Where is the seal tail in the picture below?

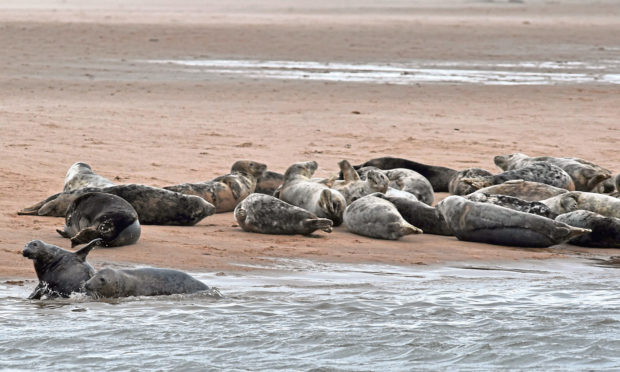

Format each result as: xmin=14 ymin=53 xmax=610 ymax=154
xmin=17 ymin=193 xmax=61 ymax=215
xmin=56 ymin=229 xmax=71 ymax=238
xmin=303 ymin=218 xmax=333 ymax=233
xmin=565 ymin=226 xmax=591 ymax=241
xmin=393 ymin=222 xmax=423 ymax=237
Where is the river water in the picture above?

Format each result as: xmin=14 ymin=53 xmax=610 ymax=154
xmin=2 ymin=257 xmax=619 ymax=370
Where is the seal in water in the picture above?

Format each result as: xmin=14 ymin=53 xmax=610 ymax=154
xmin=234 ymin=193 xmax=333 ymax=235
xmin=85 ymin=267 xmax=209 ymax=298
xmin=541 ymin=191 xmax=620 ymax=219
xmin=472 ymin=180 xmax=568 ymax=201
xmin=555 ymin=210 xmax=620 ymax=248
xmin=20 ymin=184 xmax=214 ymax=226
xmin=255 ymin=170 xmax=284 ymax=196
xmin=436 ymin=195 xmax=589 ymax=247
xmin=63 ymin=162 xmax=116 ymax=192
xmin=351 ymin=156 xmax=457 ymax=192
xmin=465 ymin=192 xmax=558 ymax=219
xmin=22 ymin=238 xmax=102 ymax=299
xmin=493 ymin=153 xmax=612 ymax=192
xmin=164 ymin=160 xmax=267 ymax=213
xmin=56 ymin=192 xmax=141 ymax=247
xmin=279 ymin=161 xmax=346 ymax=226
xmin=373 ymin=193 xmax=452 ymax=236
xmin=461 ymin=162 xmax=575 ymax=191
xmin=332 ymin=160 xmax=389 ymax=205
xmin=448 ymin=168 xmax=494 ymax=195
xmin=343 ymin=194 xmax=423 ymax=240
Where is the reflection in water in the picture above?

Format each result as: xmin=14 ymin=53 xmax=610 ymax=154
xmin=1 ymin=258 xmax=619 ymax=370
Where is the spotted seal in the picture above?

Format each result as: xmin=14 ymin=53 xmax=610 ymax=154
xmin=279 ymin=161 xmax=346 ymax=226
xmin=437 ymin=195 xmax=589 ymax=247
xmin=56 ymin=192 xmax=141 ymax=247
xmin=471 ymin=180 xmax=568 ymax=201
xmin=494 ymin=153 xmax=612 ymax=192
xmin=541 ymin=191 xmax=620 ymax=219
xmin=63 ymin=162 xmax=116 ymax=192
xmin=22 ymin=238 xmax=102 ymax=299
xmin=465 ymin=192 xmax=558 ymax=219
xmin=331 ymin=160 xmax=389 ymax=204
xmin=165 ymin=160 xmax=266 ymax=213
xmin=461 ymin=162 xmax=575 ymax=191
xmin=234 ymin=193 xmax=333 ymax=235
xmin=555 ymin=210 xmax=620 ymax=248
xmin=343 ymin=194 xmax=423 ymax=240
xmin=448 ymin=168 xmax=494 ymax=195
xmin=373 ymin=193 xmax=452 ymax=236
xmin=85 ymin=267 xmax=210 ymax=298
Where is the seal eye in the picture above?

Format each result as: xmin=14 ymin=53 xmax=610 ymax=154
xmin=99 ymin=277 xmax=106 ymax=283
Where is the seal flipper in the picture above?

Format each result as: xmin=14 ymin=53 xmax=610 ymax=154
xmin=56 ymin=228 xmax=71 ymax=238
xmin=302 ymin=218 xmax=333 ymax=234
xmin=74 ymin=238 xmax=103 ymax=261
xmin=18 ymin=193 xmax=61 ymax=215
xmin=28 ymin=283 xmax=45 ymax=300
xmin=339 ymin=160 xmax=360 ymax=182
xmin=70 ymin=228 xmax=101 ymax=247
xmin=586 ymin=172 xmax=611 ymax=192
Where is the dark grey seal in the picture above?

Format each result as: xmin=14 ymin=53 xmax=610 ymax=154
xmin=343 ymin=194 xmax=422 ymax=240
xmin=373 ymin=193 xmax=452 ymax=236
xmin=255 ymin=170 xmax=285 ymax=196
xmin=19 ymin=184 xmax=214 ymax=226
xmin=437 ymin=196 xmax=589 ymax=247
xmin=448 ymin=168 xmax=494 ymax=195
xmin=461 ymin=162 xmax=575 ymax=191
xmin=57 ymin=192 xmax=141 ymax=247
xmin=85 ymin=267 xmax=209 ymax=298
xmin=555 ymin=210 xmax=620 ymax=248
xmin=465 ymin=192 xmax=558 ymax=219
xmin=22 ymin=238 xmax=102 ymax=299
xmin=234 ymin=193 xmax=333 ymax=235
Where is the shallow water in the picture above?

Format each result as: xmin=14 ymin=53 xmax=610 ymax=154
xmin=146 ymin=59 xmax=620 ymax=85
xmin=2 ymin=258 xmax=619 ymax=370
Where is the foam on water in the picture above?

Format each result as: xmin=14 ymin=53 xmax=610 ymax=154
xmin=1 ymin=257 xmax=619 ymax=370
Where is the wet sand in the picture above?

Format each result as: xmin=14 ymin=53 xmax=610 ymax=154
xmin=1 ymin=0 xmax=620 ymax=279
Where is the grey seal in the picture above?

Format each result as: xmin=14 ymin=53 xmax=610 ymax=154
xmin=279 ymin=161 xmax=346 ymax=226
xmin=165 ymin=160 xmax=267 ymax=213
xmin=437 ymin=195 xmax=589 ymax=247
xmin=555 ymin=210 xmax=620 ymax=248
xmin=374 ymin=193 xmax=452 ymax=236
xmin=255 ymin=170 xmax=284 ymax=195
xmin=85 ymin=267 xmax=209 ymax=298
xmin=356 ymin=166 xmax=433 ymax=205
xmin=20 ymin=184 xmax=214 ymax=226
xmin=465 ymin=192 xmax=558 ymax=219
xmin=343 ymin=194 xmax=423 ymax=240
xmin=472 ymin=180 xmax=568 ymax=201
xmin=494 ymin=153 xmax=612 ymax=192
xmin=448 ymin=168 xmax=494 ymax=195
xmin=541 ymin=191 xmax=620 ymax=219
xmin=63 ymin=162 xmax=116 ymax=192
xmin=56 ymin=192 xmax=141 ymax=247
xmin=22 ymin=238 xmax=102 ymax=299
xmin=610 ymin=174 xmax=620 ymax=198
xmin=234 ymin=193 xmax=333 ymax=235
xmin=461 ymin=162 xmax=575 ymax=191
xmin=332 ymin=160 xmax=389 ymax=204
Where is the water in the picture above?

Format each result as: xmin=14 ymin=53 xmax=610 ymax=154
xmin=145 ymin=59 xmax=620 ymax=85
xmin=2 ymin=257 xmax=619 ymax=370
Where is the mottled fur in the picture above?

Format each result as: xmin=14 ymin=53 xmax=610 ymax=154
xmin=465 ymin=192 xmax=557 ymax=219
xmin=461 ymin=162 xmax=575 ymax=191
xmin=449 ymin=168 xmax=493 ymax=195
xmin=555 ymin=210 xmax=620 ymax=248
xmin=541 ymin=191 xmax=620 ymax=219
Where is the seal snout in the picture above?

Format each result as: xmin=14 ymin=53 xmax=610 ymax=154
xmin=22 ymin=240 xmax=42 ymax=258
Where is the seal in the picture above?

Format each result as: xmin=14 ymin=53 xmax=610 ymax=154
xmin=165 ymin=160 xmax=267 ymax=213
xmin=356 ymin=166 xmax=429 ymax=203
xmin=63 ymin=162 xmax=115 ymax=192
xmin=541 ymin=191 xmax=620 ymax=219
xmin=85 ymin=267 xmax=209 ymax=298
xmin=56 ymin=192 xmax=141 ymax=247
xmin=21 ymin=184 xmax=215 ymax=226
xmin=555 ymin=210 xmax=620 ymax=248
xmin=494 ymin=153 xmax=612 ymax=192
xmin=465 ymin=192 xmax=558 ymax=219
xmin=471 ymin=180 xmax=568 ymax=201
xmin=279 ymin=161 xmax=346 ymax=226
xmin=343 ymin=194 xmax=423 ymax=240
xmin=373 ymin=193 xmax=452 ymax=236
xmin=351 ymin=156 xmax=457 ymax=192
xmin=22 ymin=238 xmax=102 ymax=299
xmin=436 ymin=195 xmax=590 ymax=247
xmin=461 ymin=162 xmax=575 ymax=191
xmin=610 ymin=174 xmax=620 ymax=198
xmin=255 ymin=170 xmax=284 ymax=196
xmin=234 ymin=193 xmax=333 ymax=235
xmin=332 ymin=160 xmax=389 ymax=204
xmin=448 ymin=168 xmax=494 ymax=195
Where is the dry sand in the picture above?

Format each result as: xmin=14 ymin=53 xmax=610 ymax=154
xmin=1 ymin=0 xmax=619 ymax=279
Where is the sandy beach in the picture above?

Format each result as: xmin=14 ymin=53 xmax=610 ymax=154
xmin=1 ymin=0 xmax=619 ymax=279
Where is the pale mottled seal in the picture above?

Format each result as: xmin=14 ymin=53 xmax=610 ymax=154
xmin=22 ymin=238 xmax=102 ymax=299
xmin=461 ymin=162 xmax=575 ymax=191
xmin=356 ymin=166 xmax=425 ymax=203
xmin=352 ymin=156 xmax=457 ymax=192
xmin=448 ymin=168 xmax=493 ymax=195
xmin=374 ymin=193 xmax=452 ymax=236
xmin=343 ymin=194 xmax=423 ymax=240
xmin=165 ymin=160 xmax=267 ymax=213
xmin=472 ymin=180 xmax=568 ymax=201
xmin=20 ymin=184 xmax=214 ymax=225
xmin=465 ymin=192 xmax=558 ymax=219
xmin=85 ymin=267 xmax=209 ymax=298
xmin=383 ymin=168 xmax=434 ymax=205
xmin=494 ymin=153 xmax=611 ymax=192
xmin=255 ymin=170 xmax=284 ymax=195
xmin=541 ymin=191 xmax=620 ymax=219
xmin=279 ymin=161 xmax=346 ymax=226
xmin=437 ymin=196 xmax=589 ymax=247
xmin=234 ymin=193 xmax=333 ymax=235
xmin=332 ymin=160 xmax=389 ymax=204
xmin=63 ymin=162 xmax=115 ymax=192
xmin=56 ymin=192 xmax=141 ymax=247
xmin=555 ymin=210 xmax=620 ymax=248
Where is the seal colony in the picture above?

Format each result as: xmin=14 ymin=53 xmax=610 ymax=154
xmin=17 ymin=153 xmax=619 ymax=300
